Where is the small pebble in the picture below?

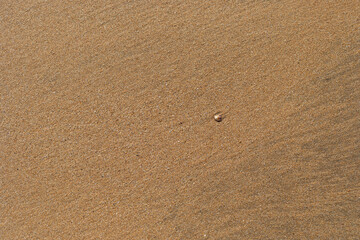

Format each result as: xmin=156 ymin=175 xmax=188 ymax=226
xmin=214 ymin=113 xmax=223 ymax=122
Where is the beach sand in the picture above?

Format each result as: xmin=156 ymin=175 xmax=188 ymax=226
xmin=1 ymin=1 xmax=360 ymax=239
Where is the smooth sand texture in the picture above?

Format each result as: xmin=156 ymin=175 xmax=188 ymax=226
xmin=1 ymin=1 xmax=360 ymax=239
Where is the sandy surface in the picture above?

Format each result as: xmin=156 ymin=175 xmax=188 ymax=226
xmin=1 ymin=1 xmax=360 ymax=239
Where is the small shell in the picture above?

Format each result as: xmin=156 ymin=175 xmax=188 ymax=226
xmin=214 ymin=113 xmax=223 ymax=122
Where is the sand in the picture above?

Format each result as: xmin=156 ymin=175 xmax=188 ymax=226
xmin=1 ymin=0 xmax=360 ymax=239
